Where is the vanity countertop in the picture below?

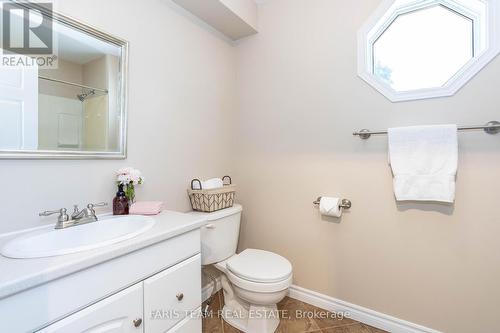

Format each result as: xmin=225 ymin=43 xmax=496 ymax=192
xmin=0 ymin=210 xmax=207 ymax=299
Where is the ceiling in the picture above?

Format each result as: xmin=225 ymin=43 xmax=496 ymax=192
xmin=53 ymin=21 xmax=121 ymax=65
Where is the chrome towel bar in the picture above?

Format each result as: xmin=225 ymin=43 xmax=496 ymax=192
xmin=313 ymin=197 xmax=352 ymax=209
xmin=353 ymin=120 xmax=500 ymax=140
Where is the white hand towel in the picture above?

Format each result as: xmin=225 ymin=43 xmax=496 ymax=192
xmin=193 ymin=178 xmax=224 ymax=190
xmin=319 ymin=197 xmax=342 ymax=217
xmin=388 ymin=125 xmax=458 ymax=203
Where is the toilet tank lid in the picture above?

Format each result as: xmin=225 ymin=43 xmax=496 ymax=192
xmin=189 ymin=204 xmax=242 ymax=221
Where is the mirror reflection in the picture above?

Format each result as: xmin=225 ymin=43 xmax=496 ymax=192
xmin=0 ymin=6 xmax=126 ymax=158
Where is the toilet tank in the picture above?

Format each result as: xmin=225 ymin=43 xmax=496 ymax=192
xmin=189 ymin=204 xmax=242 ymax=265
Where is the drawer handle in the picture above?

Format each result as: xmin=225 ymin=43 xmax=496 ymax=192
xmin=205 ymin=224 xmax=216 ymax=229
xmin=133 ymin=318 xmax=142 ymax=327
xmin=176 ymin=293 xmax=184 ymax=301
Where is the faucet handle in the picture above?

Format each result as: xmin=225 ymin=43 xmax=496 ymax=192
xmin=87 ymin=202 xmax=108 ymax=209
xmin=39 ymin=208 xmax=70 ymax=223
xmin=86 ymin=202 xmax=108 ymax=217
xmin=39 ymin=208 xmax=66 ymax=217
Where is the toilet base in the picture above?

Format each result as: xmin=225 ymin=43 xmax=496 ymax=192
xmin=221 ymin=304 xmax=280 ymax=333
xmin=218 ymin=274 xmax=282 ymax=333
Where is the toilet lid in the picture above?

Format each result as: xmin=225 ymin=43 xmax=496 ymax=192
xmin=226 ymin=249 xmax=292 ymax=283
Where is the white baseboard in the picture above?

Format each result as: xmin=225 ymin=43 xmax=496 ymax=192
xmin=288 ymin=285 xmax=442 ymax=333
xmin=202 ymin=278 xmax=441 ymax=333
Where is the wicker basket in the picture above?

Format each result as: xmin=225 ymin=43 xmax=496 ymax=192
xmin=187 ymin=176 xmax=236 ymax=212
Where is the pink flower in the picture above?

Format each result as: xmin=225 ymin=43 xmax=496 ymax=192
xmin=116 ymin=167 xmax=144 ymax=185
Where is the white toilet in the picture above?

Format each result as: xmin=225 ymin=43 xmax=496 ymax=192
xmin=190 ymin=204 xmax=293 ymax=333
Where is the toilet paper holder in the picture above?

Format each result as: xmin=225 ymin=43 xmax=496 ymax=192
xmin=313 ymin=197 xmax=352 ymax=209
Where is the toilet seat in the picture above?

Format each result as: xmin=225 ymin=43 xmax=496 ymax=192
xmin=226 ymin=269 xmax=293 ymax=293
xmin=227 ymin=249 xmax=292 ymax=283
xmin=224 ymin=249 xmax=293 ymax=292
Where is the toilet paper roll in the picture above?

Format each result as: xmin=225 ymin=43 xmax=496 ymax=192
xmin=319 ymin=197 xmax=342 ymax=217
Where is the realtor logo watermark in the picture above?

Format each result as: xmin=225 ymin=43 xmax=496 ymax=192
xmin=1 ymin=1 xmax=58 ymax=68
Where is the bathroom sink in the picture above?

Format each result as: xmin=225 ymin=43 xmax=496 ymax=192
xmin=1 ymin=215 xmax=155 ymax=259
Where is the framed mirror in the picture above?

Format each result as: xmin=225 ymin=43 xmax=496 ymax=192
xmin=0 ymin=2 xmax=128 ymax=159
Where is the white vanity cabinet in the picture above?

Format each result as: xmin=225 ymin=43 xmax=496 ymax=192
xmin=40 ymin=254 xmax=202 ymax=333
xmin=0 ymin=227 xmax=204 ymax=333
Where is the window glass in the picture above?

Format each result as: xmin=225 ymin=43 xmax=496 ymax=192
xmin=373 ymin=5 xmax=473 ymax=91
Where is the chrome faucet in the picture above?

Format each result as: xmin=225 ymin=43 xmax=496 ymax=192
xmin=40 ymin=202 xmax=108 ymax=229
xmin=39 ymin=208 xmax=70 ymax=229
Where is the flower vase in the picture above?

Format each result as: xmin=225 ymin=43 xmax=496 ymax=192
xmin=126 ymin=183 xmax=135 ymax=206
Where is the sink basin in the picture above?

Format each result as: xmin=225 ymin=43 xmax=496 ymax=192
xmin=1 ymin=215 xmax=155 ymax=259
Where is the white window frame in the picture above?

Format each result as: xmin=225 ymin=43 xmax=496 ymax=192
xmin=358 ymin=0 xmax=500 ymax=102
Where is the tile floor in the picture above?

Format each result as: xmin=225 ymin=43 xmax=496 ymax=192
xmin=202 ymin=290 xmax=388 ymax=333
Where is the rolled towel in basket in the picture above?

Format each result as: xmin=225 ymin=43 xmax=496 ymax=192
xmin=203 ymin=178 xmax=224 ymax=189
xmin=129 ymin=201 xmax=164 ymax=215
xmin=192 ymin=178 xmax=224 ymax=190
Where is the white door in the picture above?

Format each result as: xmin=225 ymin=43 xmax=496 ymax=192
xmin=39 ymin=283 xmax=144 ymax=333
xmin=0 ymin=55 xmax=38 ymax=150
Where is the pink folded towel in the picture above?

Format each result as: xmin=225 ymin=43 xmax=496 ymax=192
xmin=129 ymin=201 xmax=163 ymax=215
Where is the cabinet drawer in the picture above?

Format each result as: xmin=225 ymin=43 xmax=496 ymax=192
xmin=39 ymin=283 xmax=143 ymax=333
xmin=168 ymin=310 xmax=201 ymax=333
xmin=144 ymin=254 xmax=201 ymax=333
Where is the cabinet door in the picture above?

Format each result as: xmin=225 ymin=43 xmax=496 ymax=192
xmin=39 ymin=283 xmax=144 ymax=333
xmin=168 ymin=310 xmax=202 ymax=333
xmin=144 ymin=254 xmax=201 ymax=333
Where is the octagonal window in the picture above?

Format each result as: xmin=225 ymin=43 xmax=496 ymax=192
xmin=358 ymin=0 xmax=500 ymax=102
xmin=373 ymin=5 xmax=473 ymax=91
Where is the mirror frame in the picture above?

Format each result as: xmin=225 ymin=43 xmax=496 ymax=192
xmin=0 ymin=1 xmax=128 ymax=159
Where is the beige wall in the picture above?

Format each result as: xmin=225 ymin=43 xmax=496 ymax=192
xmin=82 ymin=56 xmax=108 ymax=90
xmin=105 ymin=55 xmax=121 ymax=151
xmin=39 ymin=59 xmax=83 ymax=98
xmin=0 ymin=0 xmax=235 ymax=232
xmin=233 ymin=1 xmax=500 ymax=332
xmin=82 ymin=56 xmax=109 ymax=150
